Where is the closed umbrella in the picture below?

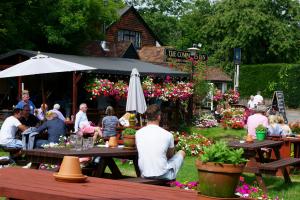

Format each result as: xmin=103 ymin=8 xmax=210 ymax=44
xmin=126 ymin=68 xmax=147 ymax=124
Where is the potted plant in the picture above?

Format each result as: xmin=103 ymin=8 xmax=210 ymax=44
xmin=196 ymin=141 xmax=247 ymax=199
xmin=129 ymin=113 xmax=136 ymax=127
xmin=122 ymin=128 xmax=136 ymax=149
xmin=255 ymin=124 xmax=267 ymax=141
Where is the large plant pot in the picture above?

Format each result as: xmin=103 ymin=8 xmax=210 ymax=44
xmin=123 ymin=135 xmax=136 ymax=149
xmin=256 ymin=131 xmax=266 ymax=141
xmin=196 ymin=160 xmax=244 ymax=198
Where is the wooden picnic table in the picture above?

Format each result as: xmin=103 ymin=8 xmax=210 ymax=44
xmin=228 ymin=140 xmax=291 ymax=192
xmin=23 ymin=147 xmax=140 ymax=179
xmin=0 ymin=168 xmax=198 ymax=200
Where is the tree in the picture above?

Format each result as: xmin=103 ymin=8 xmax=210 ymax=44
xmin=126 ymin=0 xmax=193 ymax=45
xmin=197 ymin=0 xmax=300 ymax=70
xmin=0 ymin=0 xmax=124 ymax=54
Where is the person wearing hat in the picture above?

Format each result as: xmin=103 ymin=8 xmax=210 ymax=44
xmin=102 ymin=106 xmax=119 ymax=138
xmin=246 ymin=105 xmax=269 ymax=139
xmin=35 ymin=111 xmax=66 ymax=148
xmin=51 ymin=103 xmax=65 ymax=122
xmin=16 ymin=90 xmax=36 ymax=114
xmin=0 ymin=108 xmax=28 ymax=148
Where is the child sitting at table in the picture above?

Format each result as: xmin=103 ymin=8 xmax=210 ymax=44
xmin=277 ymin=115 xmax=291 ymax=136
xmin=267 ymin=115 xmax=283 ymax=137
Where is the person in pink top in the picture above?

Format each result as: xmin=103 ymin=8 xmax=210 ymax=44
xmin=246 ymin=105 xmax=269 ymax=139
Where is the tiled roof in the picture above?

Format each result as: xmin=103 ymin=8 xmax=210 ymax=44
xmin=204 ymin=67 xmax=232 ymax=82
xmin=138 ymin=46 xmax=165 ymax=63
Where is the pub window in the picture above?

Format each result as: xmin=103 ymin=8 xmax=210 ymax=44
xmin=117 ymin=30 xmax=141 ymax=49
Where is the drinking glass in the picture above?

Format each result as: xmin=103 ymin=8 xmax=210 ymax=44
xmin=69 ymin=135 xmax=77 ymax=149
xmin=82 ymin=138 xmax=89 ymax=150
xmin=87 ymin=137 xmax=94 ymax=149
xmin=75 ymin=136 xmax=83 ymax=151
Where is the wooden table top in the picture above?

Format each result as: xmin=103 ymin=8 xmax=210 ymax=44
xmin=23 ymin=147 xmax=138 ymax=158
xmin=228 ymin=140 xmax=283 ymax=150
xmin=0 ymin=168 xmax=197 ymax=200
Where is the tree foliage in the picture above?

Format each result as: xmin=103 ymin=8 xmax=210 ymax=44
xmin=0 ymin=0 xmax=123 ymax=54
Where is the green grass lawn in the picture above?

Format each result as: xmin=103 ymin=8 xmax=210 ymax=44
xmin=189 ymin=126 xmax=247 ymax=141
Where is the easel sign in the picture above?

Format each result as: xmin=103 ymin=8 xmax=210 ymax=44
xmin=272 ymin=91 xmax=288 ymax=123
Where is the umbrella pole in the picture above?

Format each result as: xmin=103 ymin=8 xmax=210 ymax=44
xmin=41 ymin=78 xmax=46 ymax=110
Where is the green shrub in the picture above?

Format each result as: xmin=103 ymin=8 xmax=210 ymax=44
xmin=239 ymin=63 xmax=300 ymax=108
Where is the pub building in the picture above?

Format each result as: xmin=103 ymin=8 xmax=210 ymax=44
xmin=0 ymin=6 xmax=231 ymax=128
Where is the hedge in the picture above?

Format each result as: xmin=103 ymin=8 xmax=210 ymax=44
xmin=239 ymin=63 xmax=300 ymax=108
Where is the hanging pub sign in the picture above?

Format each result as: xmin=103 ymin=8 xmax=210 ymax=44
xmin=272 ymin=91 xmax=288 ymax=123
xmin=165 ymin=49 xmax=208 ymax=62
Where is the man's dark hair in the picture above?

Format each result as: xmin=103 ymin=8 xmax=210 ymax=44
xmin=146 ymin=104 xmax=161 ymax=121
xmin=13 ymin=108 xmax=22 ymax=114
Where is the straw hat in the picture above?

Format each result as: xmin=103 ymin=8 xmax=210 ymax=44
xmin=53 ymin=156 xmax=87 ymax=182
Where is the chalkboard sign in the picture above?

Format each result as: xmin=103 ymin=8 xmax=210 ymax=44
xmin=272 ymin=91 xmax=288 ymax=123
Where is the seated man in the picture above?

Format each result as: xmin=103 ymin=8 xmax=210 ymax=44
xmin=35 ymin=111 xmax=66 ymax=148
xmin=136 ymin=104 xmax=185 ymax=180
xmin=20 ymin=104 xmax=40 ymax=127
xmin=0 ymin=108 xmax=28 ymax=148
xmin=74 ymin=103 xmax=101 ymax=141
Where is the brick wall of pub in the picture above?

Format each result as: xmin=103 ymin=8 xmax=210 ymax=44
xmin=106 ymin=10 xmax=156 ymax=47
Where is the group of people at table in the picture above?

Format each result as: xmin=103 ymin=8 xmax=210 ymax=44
xmin=0 ymin=90 xmax=186 ymax=181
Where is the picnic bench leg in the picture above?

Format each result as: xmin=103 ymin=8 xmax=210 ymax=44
xmin=106 ymin=158 xmax=123 ymax=179
xmin=133 ymin=157 xmax=141 ymax=177
xmin=255 ymin=173 xmax=267 ymax=193
xmin=93 ymin=158 xmax=108 ymax=177
xmin=273 ymin=147 xmax=292 ymax=183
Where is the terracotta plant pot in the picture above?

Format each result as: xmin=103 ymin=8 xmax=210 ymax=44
xmin=57 ymin=156 xmax=83 ymax=177
xmin=196 ymin=160 xmax=244 ymax=198
xmin=123 ymin=135 xmax=136 ymax=149
xmin=108 ymin=136 xmax=118 ymax=148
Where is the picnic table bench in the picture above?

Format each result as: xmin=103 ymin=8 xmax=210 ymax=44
xmin=228 ymin=139 xmax=300 ymax=192
xmin=0 ymin=168 xmax=198 ymax=200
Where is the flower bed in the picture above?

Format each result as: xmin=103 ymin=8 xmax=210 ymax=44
xmin=194 ymin=113 xmax=218 ymax=128
xmin=289 ymin=121 xmax=300 ymax=134
xmin=221 ymin=107 xmax=246 ymax=130
xmin=168 ymin=180 xmax=198 ymax=190
xmin=213 ymin=89 xmax=240 ymax=105
xmin=175 ymin=133 xmax=212 ymax=156
xmin=236 ymin=176 xmax=281 ymax=200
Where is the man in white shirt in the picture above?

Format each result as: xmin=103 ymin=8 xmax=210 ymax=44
xmin=254 ymin=91 xmax=264 ymax=105
xmin=136 ymin=104 xmax=185 ymax=180
xmin=74 ymin=103 xmax=89 ymax=133
xmin=0 ymin=108 xmax=28 ymax=148
xmin=247 ymin=95 xmax=257 ymax=109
